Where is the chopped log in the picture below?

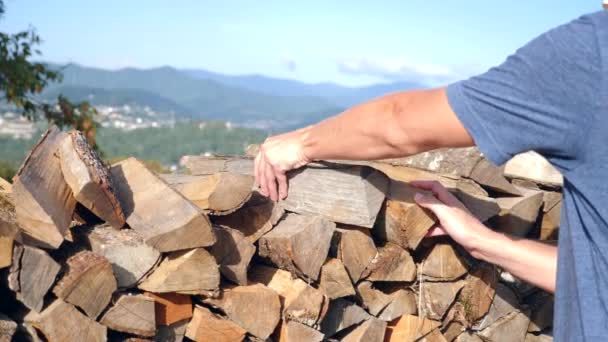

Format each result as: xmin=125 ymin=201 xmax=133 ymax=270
xmin=0 ymin=176 xmax=10 ymax=194
xmin=12 ymin=126 xmax=76 ymax=249
xmin=59 ymin=130 xmax=125 ymax=228
xmin=456 ymin=332 xmax=484 ymax=342
xmin=495 ymin=187 xmax=544 ymax=237
xmin=526 ymin=291 xmax=554 ymax=333
xmin=380 ymin=147 xmax=482 ymax=177
xmin=210 ymin=225 xmax=256 ymax=285
xmin=453 ymin=185 xmax=500 ymax=223
xmin=478 ymin=310 xmax=530 ymax=342
xmin=342 ymin=317 xmax=386 ymax=342
xmin=524 ymin=333 xmax=553 ymax=342
xmin=139 ymin=248 xmax=220 ymax=295
xmin=504 ymin=151 xmax=563 ymax=187
xmin=24 ymin=299 xmax=106 ymax=342
xmin=356 ymin=281 xmax=392 ymax=316
xmin=52 ymin=250 xmax=116 ymax=319
xmin=320 ymin=299 xmax=370 ymax=337
xmin=258 ymin=213 xmax=335 ymax=281
xmin=186 ymin=305 xmax=246 ymax=342
xmin=160 ymin=172 xmax=253 ymax=215
xmin=8 ymin=244 xmax=61 ymax=312
xmin=459 ymin=262 xmax=499 ymax=324
xmin=384 ymin=315 xmax=446 ymax=342
xmin=0 ymin=236 xmax=12 ymax=269
xmin=213 ymin=191 xmax=284 ymax=242
xmin=443 ymin=319 xmax=466 ymax=341
xmin=421 ymin=242 xmax=468 ymax=281
xmin=469 ymin=158 xmax=521 ymax=195
xmin=420 ymin=280 xmax=465 ymax=321
xmin=362 ymin=243 xmax=416 ymax=282
xmin=111 ymin=157 xmax=215 ymax=252
xmin=375 ymin=180 xmax=436 ymax=250
xmin=276 ymin=320 xmax=324 ymax=342
xmin=203 ymin=284 xmax=281 ymax=340
xmin=100 ymin=293 xmax=156 ymax=337
xmin=156 ymin=319 xmax=188 ymax=342
xmin=144 ymin=292 xmax=192 ymax=326
xmin=82 ymin=224 xmax=161 ymax=288
xmin=318 ymin=258 xmax=356 ymax=300
xmin=540 ymin=197 xmax=561 ymax=240
xmin=281 ymin=163 xmax=389 ymax=228
xmin=0 ymin=313 xmax=17 ymax=342
xmin=377 ymin=289 xmax=417 ymax=322
xmin=334 ymin=227 xmax=378 ymax=283
xmin=474 ymin=283 xmax=520 ymax=331
xmin=249 ymin=265 xmax=327 ymax=327
xmin=181 ymin=155 xmax=254 ymax=176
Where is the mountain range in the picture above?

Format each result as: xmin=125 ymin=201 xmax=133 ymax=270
xmin=43 ymin=63 xmax=425 ymax=131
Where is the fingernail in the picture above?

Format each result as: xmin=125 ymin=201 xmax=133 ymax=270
xmin=414 ymin=193 xmax=423 ymax=201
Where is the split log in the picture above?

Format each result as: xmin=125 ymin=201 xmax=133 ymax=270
xmin=459 ymin=262 xmax=499 ymax=324
xmin=210 ymin=225 xmax=256 ymax=285
xmin=385 ymin=315 xmax=446 ymax=342
xmin=362 ymin=243 xmax=416 ymax=282
xmin=380 ymin=147 xmax=482 ymax=177
xmin=319 ymin=299 xmax=370 ymax=337
xmin=318 ymin=258 xmax=356 ymax=300
xmin=377 ymin=289 xmax=417 ymax=322
xmin=375 ymin=180 xmax=436 ymax=250
xmin=420 ymin=280 xmax=465 ymax=320
xmin=540 ymin=194 xmax=561 ymax=240
xmin=0 ymin=176 xmax=10 ymax=195
xmin=82 ymin=224 xmax=161 ymax=288
xmin=525 ymin=333 xmax=553 ymax=342
xmin=474 ymin=283 xmax=520 ymax=331
xmin=478 ymin=310 xmax=530 ymax=342
xmin=421 ymin=242 xmax=468 ymax=281
xmin=100 ymin=293 xmax=156 ymax=337
xmin=111 ymin=157 xmax=215 ymax=252
xmin=203 ymin=284 xmax=281 ymax=340
xmin=160 ymin=172 xmax=253 ymax=215
xmin=442 ymin=302 xmax=468 ymax=340
xmin=356 ymin=281 xmax=392 ymax=316
xmin=181 ymin=155 xmax=254 ymax=176
xmin=334 ymin=227 xmax=378 ymax=283
xmin=341 ymin=317 xmax=386 ymax=342
xmin=59 ymin=129 xmax=125 ymax=228
xmin=495 ymin=187 xmax=544 ymax=237
xmin=276 ymin=320 xmax=324 ymax=342
xmin=504 ymin=151 xmax=563 ymax=187
xmin=144 ymin=292 xmax=192 ymax=326
xmin=526 ymin=291 xmax=554 ymax=333
xmin=0 ymin=236 xmax=12 ymax=269
xmin=139 ymin=248 xmax=220 ymax=295
xmin=456 ymin=332 xmax=484 ymax=342
xmin=12 ymin=126 xmax=76 ymax=249
xmin=186 ymin=305 xmax=246 ymax=342
xmin=0 ymin=314 xmax=16 ymax=342
xmin=156 ymin=319 xmax=188 ymax=342
xmin=469 ymin=158 xmax=521 ymax=195
xmin=281 ymin=163 xmax=389 ymax=228
xmin=213 ymin=191 xmax=284 ymax=242
xmin=24 ymin=299 xmax=106 ymax=342
xmin=52 ymin=250 xmax=116 ymax=319
xmin=258 ymin=213 xmax=335 ymax=281
xmin=8 ymin=244 xmax=61 ymax=312
xmin=453 ymin=185 xmax=500 ymax=223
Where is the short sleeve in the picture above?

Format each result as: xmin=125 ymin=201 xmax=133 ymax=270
xmin=447 ymin=12 xmax=603 ymax=171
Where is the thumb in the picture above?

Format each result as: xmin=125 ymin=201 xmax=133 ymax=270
xmin=414 ymin=193 xmax=449 ymax=218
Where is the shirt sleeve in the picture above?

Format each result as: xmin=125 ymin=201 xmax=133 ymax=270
xmin=446 ymin=12 xmax=602 ymax=171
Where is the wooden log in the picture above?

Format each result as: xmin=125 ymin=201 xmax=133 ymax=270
xmin=362 ymin=243 xmax=416 ymax=282
xmin=319 ymin=299 xmax=370 ymax=337
xmin=342 ymin=317 xmax=387 ymax=342
xmin=0 ymin=313 xmax=17 ymax=342
xmin=384 ymin=315 xmax=446 ymax=342
xmin=375 ymin=180 xmax=436 ymax=250
xmin=181 ymin=155 xmax=254 ymax=176
xmin=469 ymin=158 xmax=521 ymax=195
xmin=540 ymin=195 xmax=561 ymax=240
xmin=420 ymin=280 xmax=465 ymax=321
xmin=474 ymin=283 xmax=520 ymax=331
xmin=186 ymin=305 xmax=246 ymax=342
xmin=144 ymin=292 xmax=193 ymax=326
xmin=377 ymin=289 xmax=417 ymax=322
xmin=82 ymin=224 xmax=161 ymax=288
xmin=156 ymin=319 xmax=188 ymax=342
xmin=203 ymin=284 xmax=281 ymax=340
xmin=8 ymin=244 xmax=61 ymax=312
xmin=52 ymin=250 xmax=116 ymax=319
xmin=0 ymin=176 xmax=10 ymax=194
xmin=334 ymin=227 xmax=378 ymax=283
xmin=380 ymin=147 xmax=482 ymax=177
xmin=455 ymin=332 xmax=484 ymax=342
xmin=504 ymin=151 xmax=563 ymax=187
xmin=24 ymin=299 xmax=106 ymax=342
xmin=478 ymin=310 xmax=530 ymax=342
xmin=59 ymin=129 xmax=125 ymax=228
xmin=318 ymin=258 xmax=356 ymax=300
xmin=0 ymin=236 xmax=12 ymax=269
xmin=210 ymin=225 xmax=256 ymax=285
xmin=459 ymin=262 xmax=499 ymax=325
xmin=139 ymin=248 xmax=220 ymax=295
xmin=276 ymin=320 xmax=324 ymax=342
xmin=524 ymin=333 xmax=553 ymax=342
xmin=258 ymin=213 xmax=335 ymax=281
xmin=453 ymin=184 xmax=500 ymax=223
xmin=356 ymin=281 xmax=392 ymax=316
xmin=495 ymin=187 xmax=544 ymax=237
xmin=526 ymin=291 xmax=554 ymax=333
xmin=421 ymin=242 xmax=468 ymax=281
xmin=160 ymin=172 xmax=253 ymax=215
xmin=213 ymin=191 xmax=284 ymax=243
xmin=12 ymin=126 xmax=76 ymax=249
xmin=100 ymin=293 xmax=156 ymax=337
xmin=111 ymin=157 xmax=216 ymax=252
xmin=281 ymin=163 xmax=389 ymax=228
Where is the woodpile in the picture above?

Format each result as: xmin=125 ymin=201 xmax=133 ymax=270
xmin=0 ymin=130 xmax=557 ymax=342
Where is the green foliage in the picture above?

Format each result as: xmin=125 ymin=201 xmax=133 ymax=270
xmin=0 ymin=160 xmax=15 ymax=181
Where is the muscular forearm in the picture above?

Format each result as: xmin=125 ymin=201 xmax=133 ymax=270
xmin=472 ymin=231 xmax=557 ymax=293
xmin=300 ymin=87 xmax=474 ymax=161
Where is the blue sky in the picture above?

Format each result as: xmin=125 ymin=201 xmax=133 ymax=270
xmin=0 ymin=0 xmax=601 ymax=86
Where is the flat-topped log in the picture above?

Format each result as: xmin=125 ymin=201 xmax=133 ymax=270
xmin=453 ymin=184 xmax=500 ymax=223
xmin=281 ymin=163 xmax=388 ymax=228
xmin=12 ymin=126 xmax=76 ymax=249
xmin=495 ymin=187 xmax=544 ymax=237
xmin=59 ymin=129 xmax=125 ymax=228
xmin=380 ymin=147 xmax=482 ymax=177
xmin=318 ymin=258 xmax=356 ymax=300
xmin=356 ymin=281 xmax=392 ymax=316
xmin=362 ymin=243 xmax=416 ymax=282
xmin=181 ymin=155 xmax=254 ymax=176
xmin=469 ymin=158 xmax=521 ymax=195
xmin=504 ymin=151 xmax=563 ymax=187
xmin=421 ymin=242 xmax=468 ymax=281
xmin=186 ymin=305 xmax=246 ymax=342
xmin=144 ymin=292 xmax=193 ymax=326
xmin=111 ymin=157 xmax=215 ymax=252
xmin=420 ymin=280 xmax=465 ymax=320
xmin=342 ymin=317 xmax=386 ymax=342
xmin=100 ymin=293 xmax=156 ymax=337
xmin=320 ymin=299 xmax=370 ymax=337
xmin=334 ymin=227 xmax=378 ymax=283
xmin=377 ymin=289 xmax=417 ymax=322
xmin=210 ymin=225 xmax=256 ymax=285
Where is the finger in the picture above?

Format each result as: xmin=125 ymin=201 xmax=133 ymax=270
xmin=264 ymin=158 xmax=279 ymax=202
xmin=259 ymin=155 xmax=269 ymax=196
xmin=410 ymin=180 xmax=460 ymax=206
xmin=274 ymin=167 xmax=288 ymax=200
xmin=425 ymin=226 xmax=448 ymax=237
xmin=414 ymin=192 xmax=451 ymax=218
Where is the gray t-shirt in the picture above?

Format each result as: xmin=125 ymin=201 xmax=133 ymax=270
xmin=447 ymin=10 xmax=608 ymax=341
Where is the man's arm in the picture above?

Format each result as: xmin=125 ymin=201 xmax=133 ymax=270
xmin=255 ymin=87 xmax=473 ymax=201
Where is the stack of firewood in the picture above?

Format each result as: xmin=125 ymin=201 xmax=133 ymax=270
xmin=0 ymin=126 xmax=559 ymax=342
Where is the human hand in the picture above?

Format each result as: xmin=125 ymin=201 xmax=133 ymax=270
xmin=255 ymin=127 xmax=312 ymax=202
